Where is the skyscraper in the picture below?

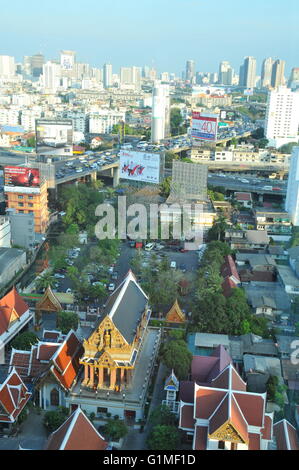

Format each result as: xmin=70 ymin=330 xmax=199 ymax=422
xmin=42 ymin=61 xmax=61 ymax=92
xmin=265 ymin=86 xmax=299 ymax=148
xmin=218 ymin=61 xmax=233 ymax=85
xmin=261 ymin=58 xmax=273 ymax=89
xmin=30 ymin=53 xmax=44 ymax=77
xmin=285 ymin=147 xmax=299 ymax=225
xmin=151 ymin=81 xmax=170 ymax=143
xmin=271 ymin=59 xmax=285 ymax=89
xmin=239 ymin=57 xmax=256 ymax=88
xmin=288 ymin=68 xmax=299 ymax=89
xmin=186 ymin=60 xmax=195 ymax=83
xmin=103 ymin=63 xmax=113 ymax=88
xmin=0 ymin=56 xmax=16 ymax=79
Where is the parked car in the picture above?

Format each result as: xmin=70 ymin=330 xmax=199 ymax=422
xmin=108 ymin=283 xmax=115 ymax=291
xmin=170 ymin=261 xmax=177 ymax=269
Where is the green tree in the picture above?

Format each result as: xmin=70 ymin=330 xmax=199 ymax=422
xmin=160 ymin=339 xmax=192 ymax=380
xmin=103 ymin=418 xmax=128 ymax=441
xmin=149 ymin=404 xmax=177 ymax=427
xmin=35 ymin=272 xmax=56 ymax=291
xmin=208 ymin=215 xmax=229 ymax=241
xmin=11 ymin=331 xmax=38 ymax=351
xmin=160 ymin=177 xmax=172 ymax=197
xmin=56 ymin=311 xmax=79 ymax=334
xmin=44 ymin=407 xmax=69 ymax=432
xmin=147 ymin=425 xmax=179 ymax=450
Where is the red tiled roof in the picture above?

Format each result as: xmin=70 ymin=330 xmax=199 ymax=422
xmin=248 ymin=433 xmax=261 ymax=450
xmin=262 ymin=414 xmax=273 ymax=441
xmin=180 ymin=404 xmax=195 ymax=430
xmin=50 ymin=331 xmax=83 ymax=391
xmin=221 ymin=255 xmax=240 ymax=283
xmin=209 ymin=395 xmax=229 ymax=435
xmin=0 ymin=369 xmax=31 ymax=423
xmin=273 ymin=420 xmax=299 ymax=450
xmin=37 ymin=343 xmax=60 ymax=361
xmin=235 ymin=192 xmax=252 ymax=201
xmin=0 ymin=287 xmax=29 ymax=335
xmin=45 ymin=408 xmax=108 ymax=450
xmin=195 ymin=387 xmax=227 ymax=419
xmin=194 ymin=426 xmax=208 ymax=450
xmin=234 ymin=392 xmax=265 ymax=428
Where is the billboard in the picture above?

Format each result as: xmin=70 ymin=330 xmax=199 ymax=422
xmin=120 ymin=150 xmax=162 ymax=184
xmin=36 ymin=119 xmax=73 ymax=156
xmin=61 ymin=52 xmax=75 ymax=71
xmin=191 ymin=112 xmax=218 ymax=142
xmin=4 ymin=166 xmax=41 ymax=194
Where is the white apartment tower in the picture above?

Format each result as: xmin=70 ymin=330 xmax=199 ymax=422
xmin=218 ymin=61 xmax=233 ymax=85
xmin=0 ymin=56 xmax=16 ymax=79
xmin=265 ymin=86 xmax=299 ymax=148
xmin=42 ymin=61 xmax=61 ymax=92
xmin=285 ymin=147 xmax=299 ymax=225
xmin=261 ymin=58 xmax=273 ymax=89
xmin=151 ymin=81 xmax=170 ymax=143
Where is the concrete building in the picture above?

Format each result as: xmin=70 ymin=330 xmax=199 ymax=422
xmin=0 ymin=248 xmax=27 ymax=288
xmin=218 ymin=61 xmax=233 ymax=86
xmin=261 ymin=58 xmax=273 ymax=89
xmin=0 ymin=216 xmax=11 ymax=247
xmin=151 ymin=81 xmax=170 ymax=142
xmin=42 ymin=61 xmax=61 ymax=92
xmin=103 ymin=63 xmax=113 ymax=88
xmin=6 ymin=208 xmax=35 ymax=249
xmin=0 ymin=56 xmax=16 ymax=79
xmin=239 ymin=57 xmax=256 ymax=88
xmin=29 ymin=53 xmax=44 ymax=78
xmin=265 ymin=86 xmax=299 ymax=148
xmin=271 ymin=60 xmax=285 ymax=89
xmin=288 ymin=67 xmax=299 ymax=90
xmin=186 ymin=60 xmax=195 ymax=83
xmin=169 ymin=161 xmax=208 ymax=202
xmin=88 ymin=109 xmax=125 ymax=134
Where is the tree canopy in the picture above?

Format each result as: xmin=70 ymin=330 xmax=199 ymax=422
xmin=160 ymin=339 xmax=192 ymax=380
xmin=147 ymin=425 xmax=180 ymax=450
xmin=11 ymin=331 xmax=38 ymax=351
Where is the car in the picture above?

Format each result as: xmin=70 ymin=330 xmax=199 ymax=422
xmin=54 ymin=273 xmax=65 ymax=279
xmin=145 ymin=242 xmax=155 ymax=251
xmin=108 ymin=283 xmax=115 ymax=291
xmin=108 ymin=266 xmax=114 ymax=274
xmin=111 ymin=272 xmax=118 ymax=280
xmin=170 ymin=261 xmax=177 ymax=269
xmin=66 ymin=288 xmax=72 ymax=294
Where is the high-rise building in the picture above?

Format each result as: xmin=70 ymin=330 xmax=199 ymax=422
xmin=218 ymin=61 xmax=233 ymax=85
xmin=103 ymin=63 xmax=113 ymax=88
xmin=265 ymin=86 xmax=299 ymax=148
xmin=42 ymin=61 xmax=61 ymax=92
xmin=186 ymin=60 xmax=195 ymax=83
xmin=60 ymin=50 xmax=76 ymax=77
xmin=30 ymin=53 xmax=44 ymax=77
xmin=285 ymin=147 xmax=299 ymax=225
xmin=261 ymin=57 xmax=273 ymax=88
xmin=151 ymin=81 xmax=170 ymax=142
xmin=288 ymin=68 xmax=299 ymax=90
xmin=271 ymin=59 xmax=285 ymax=88
xmin=0 ymin=56 xmax=16 ymax=79
xmin=239 ymin=57 xmax=256 ymax=88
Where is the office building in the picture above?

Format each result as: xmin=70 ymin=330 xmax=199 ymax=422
xmin=265 ymin=86 xmax=299 ymax=148
xmin=186 ymin=60 xmax=195 ymax=83
xmin=103 ymin=63 xmax=113 ymax=88
xmin=218 ymin=61 xmax=233 ymax=86
xmin=239 ymin=57 xmax=256 ymax=88
xmin=271 ymin=60 xmax=285 ymax=89
xmin=6 ymin=209 xmax=35 ymax=249
xmin=170 ymin=161 xmax=208 ymax=201
xmin=0 ymin=56 xmax=16 ymax=79
xmin=30 ymin=53 xmax=44 ymax=77
xmin=288 ymin=68 xmax=299 ymax=89
xmin=42 ymin=61 xmax=61 ymax=92
xmin=151 ymin=81 xmax=170 ymax=142
xmin=285 ymin=147 xmax=299 ymax=225
xmin=88 ymin=109 xmax=125 ymax=134
xmin=261 ymin=58 xmax=273 ymax=89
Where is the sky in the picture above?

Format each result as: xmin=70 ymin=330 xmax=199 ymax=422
xmin=1 ymin=0 xmax=298 ymax=76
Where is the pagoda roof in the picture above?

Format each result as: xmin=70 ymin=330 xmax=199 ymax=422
xmin=45 ymin=407 xmax=108 ymax=450
xmin=50 ymin=330 xmax=83 ymax=391
xmin=0 ymin=287 xmax=30 ymax=336
xmin=36 ymin=286 xmax=62 ymax=312
xmin=164 ymin=369 xmax=179 ymax=391
xmin=273 ymin=419 xmax=299 ymax=450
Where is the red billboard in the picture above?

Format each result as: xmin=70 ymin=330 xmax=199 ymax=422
xmin=4 ymin=166 xmax=41 ymax=193
xmin=191 ymin=112 xmax=218 ymax=141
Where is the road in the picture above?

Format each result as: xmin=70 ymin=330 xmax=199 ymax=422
xmin=207 ymin=174 xmax=286 ymax=195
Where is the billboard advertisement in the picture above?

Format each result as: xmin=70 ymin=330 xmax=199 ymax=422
xmin=36 ymin=119 xmax=73 ymax=156
xmin=61 ymin=52 xmax=75 ymax=71
xmin=191 ymin=112 xmax=218 ymax=141
xmin=4 ymin=166 xmax=41 ymax=194
xmin=120 ymin=150 xmax=162 ymax=184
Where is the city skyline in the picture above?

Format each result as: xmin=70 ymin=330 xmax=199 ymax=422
xmin=0 ymin=0 xmax=298 ymax=75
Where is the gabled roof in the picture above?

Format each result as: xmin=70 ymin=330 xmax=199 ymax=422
xmin=45 ymin=407 xmax=108 ymax=450
xmin=191 ymin=345 xmax=232 ymax=385
xmin=50 ymin=330 xmax=83 ymax=391
xmin=165 ymin=299 xmax=186 ymax=323
xmin=0 ymin=368 xmax=31 ymax=423
xmin=0 ymin=287 xmax=29 ymax=336
xmin=221 ymin=255 xmax=240 ymax=284
xmin=273 ymin=419 xmax=299 ymax=450
xmin=36 ymin=286 xmax=62 ymax=312
xmin=164 ymin=369 xmax=179 ymax=391
xmin=103 ymin=271 xmax=148 ymax=345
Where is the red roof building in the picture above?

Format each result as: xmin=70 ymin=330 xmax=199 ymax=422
xmin=179 ymin=347 xmax=274 ymax=450
xmin=273 ymin=419 xmax=299 ymax=450
xmin=0 ymin=367 xmax=31 ymax=426
xmin=45 ymin=407 xmax=109 ymax=450
xmin=221 ymin=255 xmax=240 ymax=297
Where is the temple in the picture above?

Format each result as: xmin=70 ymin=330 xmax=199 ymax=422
xmin=165 ymin=299 xmax=186 ymax=323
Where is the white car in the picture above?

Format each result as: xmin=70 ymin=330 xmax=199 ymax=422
xmin=54 ymin=273 xmax=65 ymax=279
xmin=170 ymin=261 xmax=177 ymax=269
xmin=108 ymin=283 xmax=115 ymax=291
xmin=145 ymin=242 xmax=155 ymax=251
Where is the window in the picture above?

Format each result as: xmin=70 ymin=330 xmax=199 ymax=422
xmin=50 ymin=388 xmax=59 ymax=406
xmin=97 ymin=407 xmax=107 ymax=414
xmin=218 ymin=441 xmax=225 ymax=450
xmin=18 ymin=195 xmax=24 ymax=199
xmin=18 ymin=202 xmax=24 ymax=207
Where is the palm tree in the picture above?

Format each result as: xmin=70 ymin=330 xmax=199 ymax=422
xmin=35 ymin=272 xmax=56 ymax=292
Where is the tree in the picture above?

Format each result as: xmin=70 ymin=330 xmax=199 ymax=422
xmin=208 ymin=215 xmax=228 ymax=241
xmin=44 ymin=407 xmax=69 ymax=432
xmin=35 ymin=272 xmax=56 ymax=291
xmin=279 ymin=142 xmax=298 ymax=154
xmin=149 ymin=405 xmax=177 ymax=427
xmin=160 ymin=339 xmax=192 ymax=380
xmin=103 ymin=418 xmax=128 ymax=441
xmin=170 ymin=108 xmax=184 ymax=136
xmin=56 ymin=311 xmax=79 ymax=334
xmin=147 ymin=425 xmax=179 ymax=450
xmin=11 ymin=331 xmax=38 ymax=351
xmin=160 ymin=177 xmax=172 ymax=197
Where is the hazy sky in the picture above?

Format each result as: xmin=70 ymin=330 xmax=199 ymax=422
xmin=1 ymin=0 xmax=298 ymax=75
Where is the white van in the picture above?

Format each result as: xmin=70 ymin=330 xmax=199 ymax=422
xmin=145 ymin=242 xmax=155 ymax=251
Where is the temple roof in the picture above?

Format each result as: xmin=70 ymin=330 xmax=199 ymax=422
xmin=273 ymin=419 xmax=299 ymax=450
xmin=165 ymin=299 xmax=186 ymax=323
xmin=45 ymin=407 xmax=108 ymax=450
xmin=50 ymin=330 xmax=83 ymax=391
xmin=0 ymin=287 xmax=30 ymax=336
xmin=36 ymin=286 xmax=62 ymax=312
xmin=164 ymin=369 xmax=179 ymax=391
xmin=0 ymin=368 xmax=31 ymax=423
xmin=103 ymin=270 xmax=148 ymax=345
